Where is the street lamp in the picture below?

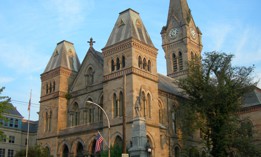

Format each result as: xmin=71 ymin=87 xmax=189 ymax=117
xmin=86 ymin=101 xmax=111 ymax=157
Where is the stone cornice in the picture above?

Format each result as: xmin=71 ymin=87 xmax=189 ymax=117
xmin=41 ymin=67 xmax=76 ymax=81
xmin=40 ymin=91 xmax=67 ymax=102
xmin=104 ymin=67 xmax=158 ymax=83
xmin=158 ymin=90 xmax=185 ymax=100
xmin=168 ymin=70 xmax=188 ymax=78
xmin=239 ymin=104 xmax=261 ymax=114
xmin=102 ymin=38 xmax=158 ymax=58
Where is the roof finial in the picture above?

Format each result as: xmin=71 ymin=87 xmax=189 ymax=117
xmin=88 ymin=37 xmax=95 ymax=47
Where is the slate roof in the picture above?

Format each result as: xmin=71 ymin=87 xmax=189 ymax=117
xmin=21 ymin=120 xmax=38 ymax=133
xmin=105 ymin=8 xmax=154 ymax=48
xmin=242 ymin=87 xmax=261 ymax=107
xmin=89 ymin=47 xmax=103 ymax=65
xmin=5 ymin=103 xmax=23 ymax=118
xmin=158 ymin=73 xmax=184 ymax=97
xmin=44 ymin=40 xmax=80 ymax=73
xmin=167 ymin=0 xmax=191 ymax=26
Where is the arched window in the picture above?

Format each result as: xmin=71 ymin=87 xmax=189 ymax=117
xmin=111 ymin=59 xmax=115 ymax=72
xmin=172 ymin=111 xmax=176 ymax=134
xmin=143 ymin=58 xmax=147 ymax=70
xmin=62 ymin=145 xmax=69 ymax=157
xmin=173 ymin=53 xmax=177 ymax=72
xmin=159 ymin=104 xmax=163 ymax=124
xmin=73 ymin=103 xmax=80 ymax=126
xmin=141 ymin=92 xmax=146 ymax=117
xmin=87 ymin=98 xmax=94 ymax=124
xmin=45 ymin=112 xmax=48 ymax=132
xmin=116 ymin=57 xmax=120 ymax=70
xmin=138 ymin=56 xmax=142 ymax=68
xmin=99 ymin=96 xmax=103 ymax=121
xmin=147 ymin=93 xmax=151 ymax=118
xmin=52 ymin=81 xmax=55 ymax=92
xmin=76 ymin=142 xmax=84 ymax=157
xmin=49 ymin=82 xmax=52 ymax=93
xmin=113 ymin=93 xmax=118 ymax=118
xmin=46 ymin=83 xmax=48 ymax=94
xmin=114 ymin=136 xmax=123 ymax=147
xmin=191 ymin=52 xmax=194 ymax=60
xmin=45 ymin=147 xmax=51 ymax=157
xmin=122 ymin=56 xmax=125 ymax=68
xmin=148 ymin=60 xmax=151 ymax=72
xmin=175 ymin=147 xmax=180 ymax=157
xmin=119 ymin=92 xmax=123 ymax=117
xmin=49 ymin=111 xmax=52 ymax=131
xmin=87 ymin=67 xmax=94 ymax=85
xmin=178 ymin=51 xmax=183 ymax=70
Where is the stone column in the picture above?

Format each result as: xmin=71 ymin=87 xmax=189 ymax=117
xmin=128 ymin=117 xmax=147 ymax=157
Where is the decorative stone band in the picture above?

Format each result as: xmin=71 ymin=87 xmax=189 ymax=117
xmin=41 ymin=67 xmax=76 ymax=81
xmin=102 ymin=38 xmax=158 ymax=58
xmin=104 ymin=67 xmax=158 ymax=82
xmin=40 ymin=91 xmax=67 ymax=102
xmin=168 ymin=69 xmax=188 ymax=78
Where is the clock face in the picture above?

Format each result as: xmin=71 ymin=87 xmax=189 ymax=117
xmin=168 ymin=28 xmax=179 ymax=39
xmin=190 ymin=28 xmax=197 ymax=39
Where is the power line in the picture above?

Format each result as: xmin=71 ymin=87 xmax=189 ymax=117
xmin=10 ymin=99 xmax=39 ymax=108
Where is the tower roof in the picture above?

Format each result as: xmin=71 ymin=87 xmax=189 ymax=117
xmin=167 ymin=0 xmax=192 ymax=27
xmin=105 ymin=8 xmax=154 ymax=47
xmin=44 ymin=40 xmax=80 ymax=73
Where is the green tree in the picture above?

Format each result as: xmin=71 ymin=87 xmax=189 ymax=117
xmin=178 ymin=52 xmax=261 ymax=157
xmin=101 ymin=144 xmax=122 ymax=157
xmin=0 ymin=87 xmax=12 ymax=138
xmin=15 ymin=145 xmax=52 ymax=157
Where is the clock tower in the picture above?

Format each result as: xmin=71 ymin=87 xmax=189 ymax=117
xmin=161 ymin=0 xmax=203 ymax=79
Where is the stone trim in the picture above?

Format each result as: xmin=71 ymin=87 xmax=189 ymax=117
xmin=104 ymin=67 xmax=158 ymax=82
xmin=103 ymin=38 xmax=157 ymax=58
xmin=41 ymin=67 xmax=76 ymax=81
xmin=40 ymin=91 xmax=67 ymax=102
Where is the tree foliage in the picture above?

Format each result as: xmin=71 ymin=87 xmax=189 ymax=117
xmin=178 ymin=52 xmax=261 ymax=157
xmin=0 ymin=87 xmax=11 ymax=120
xmin=14 ymin=145 xmax=52 ymax=157
xmin=101 ymin=144 xmax=122 ymax=157
xmin=0 ymin=87 xmax=12 ymax=138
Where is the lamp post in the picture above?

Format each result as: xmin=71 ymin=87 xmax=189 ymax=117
xmin=86 ymin=101 xmax=110 ymax=157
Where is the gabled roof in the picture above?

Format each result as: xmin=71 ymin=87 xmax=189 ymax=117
xmin=88 ymin=47 xmax=103 ymax=65
xmin=4 ymin=103 xmax=23 ymax=118
xmin=243 ymin=87 xmax=261 ymax=107
xmin=44 ymin=40 xmax=80 ymax=73
xmin=105 ymin=8 xmax=154 ymax=48
xmin=158 ymin=73 xmax=184 ymax=97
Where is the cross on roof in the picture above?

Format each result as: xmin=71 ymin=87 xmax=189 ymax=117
xmin=88 ymin=37 xmax=95 ymax=47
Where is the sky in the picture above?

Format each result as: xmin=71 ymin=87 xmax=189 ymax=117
xmin=0 ymin=0 xmax=261 ymax=121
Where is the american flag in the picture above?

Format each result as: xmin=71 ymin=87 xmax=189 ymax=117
xmin=95 ymin=133 xmax=103 ymax=153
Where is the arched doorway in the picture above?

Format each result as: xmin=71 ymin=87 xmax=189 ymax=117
xmin=88 ymin=139 xmax=96 ymax=157
xmin=45 ymin=146 xmax=51 ymax=157
xmin=76 ymin=142 xmax=84 ymax=157
xmin=62 ymin=145 xmax=69 ymax=157
xmin=114 ymin=135 xmax=123 ymax=148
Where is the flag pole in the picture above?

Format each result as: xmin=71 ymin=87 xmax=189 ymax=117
xmin=26 ymin=90 xmax=31 ymax=157
xmin=98 ymin=131 xmax=108 ymax=148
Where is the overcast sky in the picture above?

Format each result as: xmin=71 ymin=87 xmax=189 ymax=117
xmin=0 ymin=0 xmax=260 ymax=120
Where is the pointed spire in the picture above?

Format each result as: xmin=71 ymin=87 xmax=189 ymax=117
xmin=105 ymin=8 xmax=154 ymax=48
xmin=167 ymin=0 xmax=191 ymax=27
xmin=44 ymin=40 xmax=80 ymax=73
